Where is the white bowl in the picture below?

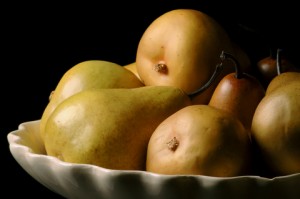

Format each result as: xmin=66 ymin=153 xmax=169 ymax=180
xmin=7 ymin=120 xmax=300 ymax=199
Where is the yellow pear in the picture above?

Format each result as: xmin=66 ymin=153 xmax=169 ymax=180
xmin=266 ymin=71 xmax=300 ymax=95
xmin=135 ymin=9 xmax=236 ymax=104
xmin=40 ymin=60 xmax=144 ymax=141
xmin=251 ymin=82 xmax=300 ymax=175
xmin=146 ymin=105 xmax=251 ymax=177
xmin=44 ymin=86 xmax=192 ymax=171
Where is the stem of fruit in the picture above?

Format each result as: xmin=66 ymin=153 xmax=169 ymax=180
xmin=188 ymin=62 xmax=224 ymax=98
xmin=220 ymin=51 xmax=243 ymax=79
xmin=276 ymin=48 xmax=283 ymax=75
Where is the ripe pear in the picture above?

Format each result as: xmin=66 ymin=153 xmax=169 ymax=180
xmin=209 ymin=51 xmax=265 ymax=130
xmin=266 ymin=72 xmax=300 ymax=95
xmin=136 ymin=9 xmax=236 ymax=104
xmin=251 ymin=82 xmax=300 ymax=175
xmin=40 ymin=60 xmax=144 ymax=141
xmin=44 ymin=86 xmax=192 ymax=171
xmin=146 ymin=105 xmax=251 ymax=177
xmin=264 ymin=49 xmax=300 ymax=94
xmin=257 ymin=48 xmax=296 ymax=89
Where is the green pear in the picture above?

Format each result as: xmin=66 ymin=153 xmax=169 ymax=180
xmin=40 ymin=60 xmax=144 ymax=141
xmin=44 ymin=86 xmax=192 ymax=171
xmin=146 ymin=105 xmax=251 ymax=177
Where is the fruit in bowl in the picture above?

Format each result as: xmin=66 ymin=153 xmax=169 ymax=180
xmin=135 ymin=8 xmax=238 ymax=104
xmin=146 ymin=105 xmax=251 ymax=177
xmin=44 ymin=86 xmax=191 ymax=170
xmin=7 ymin=7 xmax=300 ymax=199
xmin=8 ymin=120 xmax=300 ymax=199
xmin=40 ymin=60 xmax=144 ymax=142
xmin=209 ymin=51 xmax=265 ymax=130
xmin=251 ymin=58 xmax=300 ymax=176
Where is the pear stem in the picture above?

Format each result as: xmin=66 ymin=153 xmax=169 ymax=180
xmin=276 ymin=48 xmax=283 ymax=75
xmin=188 ymin=62 xmax=224 ymax=98
xmin=220 ymin=51 xmax=243 ymax=79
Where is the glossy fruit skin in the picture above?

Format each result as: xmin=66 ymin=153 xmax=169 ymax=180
xmin=266 ymin=71 xmax=300 ymax=95
xmin=40 ymin=60 xmax=144 ymax=141
xmin=251 ymin=82 xmax=300 ymax=175
xmin=257 ymin=54 xmax=296 ymax=89
xmin=136 ymin=9 xmax=235 ymax=104
xmin=44 ymin=86 xmax=191 ymax=171
xmin=146 ymin=105 xmax=251 ymax=177
xmin=209 ymin=72 xmax=265 ymax=130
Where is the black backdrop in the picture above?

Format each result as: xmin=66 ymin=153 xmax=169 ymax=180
xmin=2 ymin=1 xmax=299 ymax=198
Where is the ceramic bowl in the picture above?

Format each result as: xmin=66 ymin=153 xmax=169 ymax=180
xmin=7 ymin=120 xmax=300 ymax=199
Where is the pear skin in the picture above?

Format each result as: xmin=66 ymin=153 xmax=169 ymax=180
xmin=40 ymin=60 xmax=144 ymax=141
xmin=209 ymin=72 xmax=265 ymax=130
xmin=146 ymin=105 xmax=251 ymax=177
xmin=257 ymin=49 xmax=297 ymax=89
xmin=208 ymin=51 xmax=266 ymax=130
xmin=44 ymin=86 xmax=191 ymax=171
xmin=251 ymin=82 xmax=300 ymax=175
xmin=266 ymin=71 xmax=300 ymax=95
xmin=136 ymin=9 xmax=235 ymax=104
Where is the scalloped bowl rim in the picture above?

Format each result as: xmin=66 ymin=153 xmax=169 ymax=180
xmin=7 ymin=120 xmax=300 ymax=199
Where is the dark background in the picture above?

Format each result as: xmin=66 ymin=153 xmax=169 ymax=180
xmin=2 ymin=1 xmax=299 ymax=198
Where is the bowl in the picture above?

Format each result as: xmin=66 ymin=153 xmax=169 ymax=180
xmin=7 ymin=120 xmax=300 ymax=199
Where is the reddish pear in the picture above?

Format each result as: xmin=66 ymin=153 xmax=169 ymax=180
xmin=257 ymin=48 xmax=296 ymax=89
xmin=209 ymin=51 xmax=266 ymax=131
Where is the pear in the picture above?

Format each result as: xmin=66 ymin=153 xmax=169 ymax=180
xmin=135 ymin=9 xmax=236 ymax=104
xmin=146 ymin=105 xmax=251 ymax=177
xmin=209 ymin=51 xmax=265 ymax=130
xmin=266 ymin=71 xmax=300 ymax=95
xmin=257 ymin=48 xmax=297 ymax=89
xmin=40 ymin=60 xmax=144 ymax=141
xmin=251 ymin=82 xmax=300 ymax=175
xmin=44 ymin=86 xmax=192 ymax=171
xmin=265 ymin=48 xmax=300 ymax=94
